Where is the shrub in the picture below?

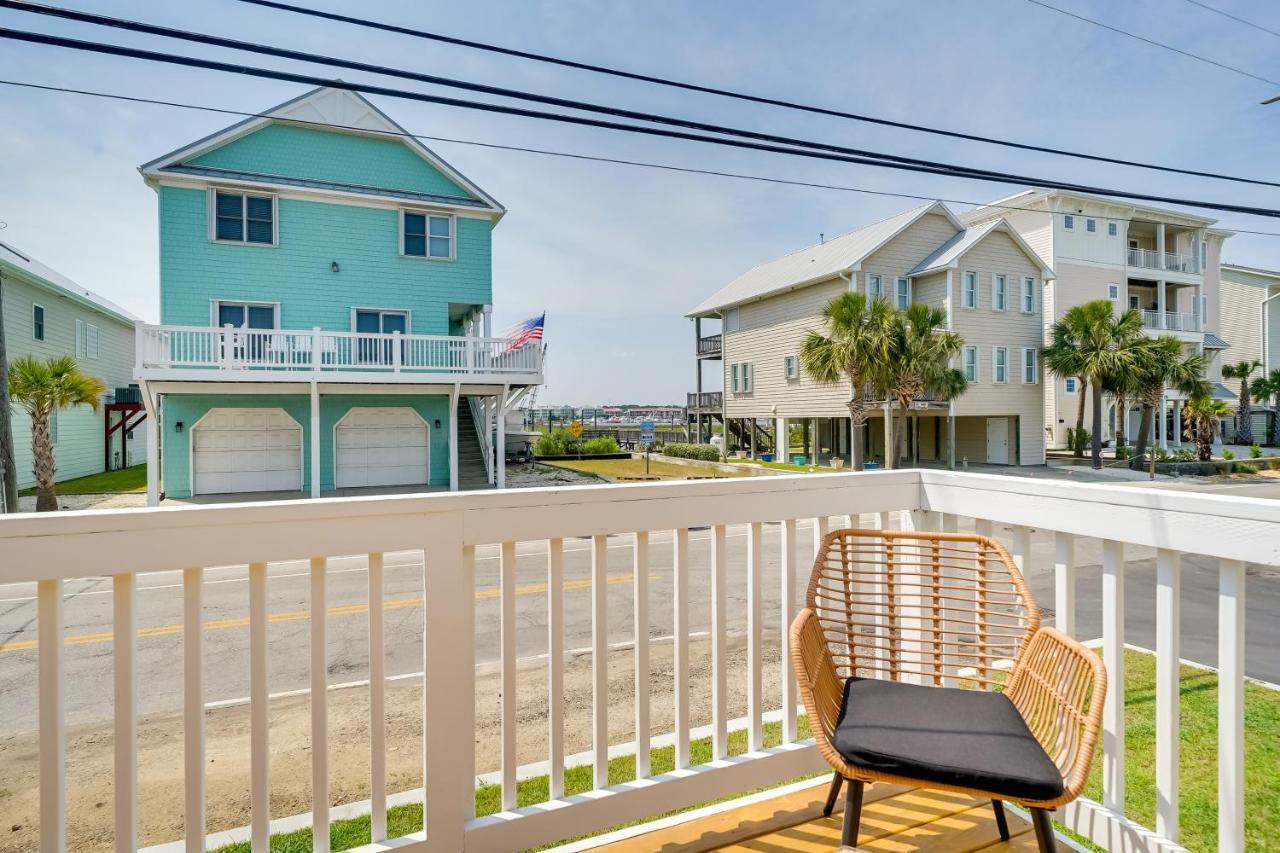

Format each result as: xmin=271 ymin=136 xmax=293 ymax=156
xmin=535 ymin=428 xmax=577 ymax=457
xmin=580 ymin=436 xmax=621 ymax=454
xmin=1211 ymin=462 xmax=1229 ymax=475
xmin=662 ymin=442 xmax=721 ymax=462
xmin=1172 ymin=448 xmax=1196 ymax=462
xmin=1235 ymin=462 xmax=1257 ymax=474
xmin=1250 ymin=444 xmax=1263 ymax=459
xmin=1269 ymin=457 xmax=1280 ymax=471
xmin=1114 ymin=446 xmax=1132 ymax=460
xmin=1067 ymin=427 xmax=1091 ymax=454
xmin=1223 ymin=449 xmax=1235 ymax=460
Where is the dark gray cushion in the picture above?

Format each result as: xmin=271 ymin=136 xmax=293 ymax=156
xmin=833 ymin=677 xmax=1065 ymax=802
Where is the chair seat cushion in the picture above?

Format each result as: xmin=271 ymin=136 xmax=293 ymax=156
xmin=833 ymin=677 xmax=1065 ymax=802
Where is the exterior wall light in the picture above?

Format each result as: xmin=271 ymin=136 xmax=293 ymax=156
xmin=175 ymin=421 xmax=184 ymax=433
xmin=331 ymin=260 xmax=340 ymax=273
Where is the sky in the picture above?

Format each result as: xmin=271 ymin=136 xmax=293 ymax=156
xmin=1 ymin=0 xmax=1279 ymax=405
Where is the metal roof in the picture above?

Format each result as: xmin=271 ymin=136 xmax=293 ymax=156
xmin=908 ymin=220 xmax=1001 ymax=275
xmin=159 ymin=164 xmax=492 ymax=208
xmin=1212 ymin=382 xmax=1238 ymax=400
xmin=0 ymin=241 xmax=140 ymax=325
xmin=687 ymin=202 xmax=958 ymax=317
xmin=1202 ymin=332 xmax=1229 ymax=349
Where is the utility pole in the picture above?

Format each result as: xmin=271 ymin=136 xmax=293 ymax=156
xmin=0 ymin=270 xmax=18 ymax=512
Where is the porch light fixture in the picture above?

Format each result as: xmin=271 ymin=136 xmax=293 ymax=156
xmin=330 ymin=260 xmax=340 ymax=273
xmin=434 ymin=419 xmax=442 ymax=430
xmin=175 ymin=421 xmax=184 ymax=433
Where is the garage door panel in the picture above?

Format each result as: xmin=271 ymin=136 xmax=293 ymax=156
xmin=192 ymin=407 xmax=302 ymax=495
xmin=334 ymin=407 xmax=428 ymax=489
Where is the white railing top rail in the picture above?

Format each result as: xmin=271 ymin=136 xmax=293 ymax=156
xmin=3 ymin=470 xmax=1277 ymax=582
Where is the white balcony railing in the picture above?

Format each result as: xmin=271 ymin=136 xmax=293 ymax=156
xmin=136 ymin=323 xmax=542 ymax=380
xmin=1128 ymin=247 xmax=1201 ymax=275
xmin=1141 ymin=309 xmax=1202 ymax=332
xmin=1 ymin=471 xmax=1273 ymax=852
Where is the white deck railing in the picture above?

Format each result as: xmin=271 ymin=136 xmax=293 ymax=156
xmin=1141 ymin=310 xmax=1202 ymax=332
xmin=1 ymin=471 xmax=1275 ymax=852
xmin=1128 ymin=247 xmax=1201 ymax=275
xmin=135 ymin=324 xmax=542 ymax=379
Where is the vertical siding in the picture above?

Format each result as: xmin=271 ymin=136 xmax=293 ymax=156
xmin=1218 ymin=267 xmax=1277 ymax=395
xmin=159 ymin=187 xmax=493 ymax=333
xmin=2 ymin=272 xmax=136 ymax=488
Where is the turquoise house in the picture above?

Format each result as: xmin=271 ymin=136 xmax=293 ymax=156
xmin=135 ymin=87 xmax=542 ymax=503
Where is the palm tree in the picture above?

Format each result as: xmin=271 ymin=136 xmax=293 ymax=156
xmin=1222 ymin=359 xmax=1262 ymax=445
xmin=1103 ymin=368 xmax=1140 ymax=451
xmin=883 ymin=303 xmax=966 ymax=467
xmin=1182 ymin=393 xmax=1229 ymax=461
xmin=8 ymin=356 xmax=107 ymax=512
xmin=1042 ymin=304 xmax=1094 ymax=457
xmin=1129 ymin=337 xmax=1206 ymax=467
xmin=1256 ymin=368 xmax=1280 ymax=445
xmin=801 ymin=292 xmax=895 ymax=471
xmin=1042 ymin=300 xmax=1145 ymax=469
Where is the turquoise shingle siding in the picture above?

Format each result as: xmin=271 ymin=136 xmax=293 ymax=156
xmin=159 ymin=187 xmax=492 ymax=333
xmin=160 ymin=394 xmax=451 ymax=497
xmin=189 ymin=123 xmax=475 ymax=199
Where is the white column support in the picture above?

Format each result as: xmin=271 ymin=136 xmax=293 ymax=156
xmin=482 ymin=304 xmax=493 ymax=339
xmin=1154 ymin=549 xmax=1180 ymax=842
xmin=448 ymin=385 xmax=459 ymax=492
xmin=1158 ymin=392 xmax=1168 ymax=451
xmin=1157 ymin=279 xmax=1167 ymax=328
xmin=1218 ymin=559 xmax=1246 ymax=853
xmin=496 ymin=385 xmax=511 ymax=489
xmin=882 ymin=402 xmax=893 ymax=468
xmin=1172 ymin=400 xmax=1183 ymax=447
xmin=310 ymin=382 xmax=320 ymax=498
xmin=775 ymin=417 xmax=788 ymax=464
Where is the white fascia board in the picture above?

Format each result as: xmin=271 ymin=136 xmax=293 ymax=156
xmin=0 ymin=258 xmax=140 ymax=327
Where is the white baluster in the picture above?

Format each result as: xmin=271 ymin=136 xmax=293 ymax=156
xmin=780 ymin=518 xmax=798 ymax=743
xmin=1054 ymin=533 xmax=1076 ymax=637
xmin=1101 ymin=540 xmax=1125 ymax=814
xmin=114 ymin=574 xmax=137 ymax=853
xmin=368 ymin=554 xmax=386 ymax=841
xmin=633 ymin=532 xmax=651 ymax=779
xmin=501 ymin=541 xmax=517 ymax=809
xmin=591 ymin=535 xmax=609 ymax=789
xmin=674 ymin=528 xmax=690 ymax=768
xmin=747 ymin=522 xmax=763 ymax=751
xmin=548 ymin=539 xmax=566 ymax=796
xmin=1219 ymin=559 xmax=1246 ymax=853
xmin=183 ymin=568 xmax=205 ymax=853
xmin=310 ymin=558 xmax=329 ymax=853
xmin=710 ymin=524 xmax=727 ymax=758
xmin=1155 ymin=549 xmax=1180 ymax=842
xmin=249 ymin=562 xmax=269 ymax=852
xmin=38 ymin=579 xmax=65 ymax=853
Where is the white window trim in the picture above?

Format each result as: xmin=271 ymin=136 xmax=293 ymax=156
xmin=1086 ymin=218 xmax=1097 ymax=233
xmin=1021 ymin=348 xmax=1037 ymax=384
xmin=1107 ymin=222 xmax=1118 ymax=237
xmin=962 ymin=271 xmax=978 ymax=309
xmin=963 ymin=346 xmax=978 ymax=383
xmin=207 ymin=187 xmax=279 ymax=247
xmin=730 ymin=363 xmax=740 ymax=393
xmin=1107 ymin=283 xmax=1119 ymax=300
xmin=82 ymin=322 xmax=100 ymax=360
xmin=1021 ymin=277 xmax=1037 ymax=314
xmin=742 ymin=362 xmax=753 ymax=393
xmin=209 ymin=299 xmax=282 ymax=329
xmin=895 ymin=277 xmax=911 ymax=309
xmin=350 ymin=307 xmax=412 ymax=334
xmin=992 ymin=346 xmax=1008 ymax=384
xmin=1065 ymin=377 xmax=1077 ymax=393
xmin=866 ymin=273 xmax=884 ymax=301
xmin=1064 ymin=214 xmax=1074 ymax=230
xmin=783 ymin=355 xmax=799 ymax=381
xmin=992 ymin=274 xmax=1007 ymax=312
xmin=32 ymin=303 xmax=44 ymax=340
xmin=399 ymin=208 xmax=456 ymax=261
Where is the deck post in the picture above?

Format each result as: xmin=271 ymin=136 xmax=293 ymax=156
xmin=140 ymin=381 xmax=159 ymax=507
xmin=448 ymin=385 xmax=459 ymax=492
xmin=310 ymin=382 xmax=320 ymax=498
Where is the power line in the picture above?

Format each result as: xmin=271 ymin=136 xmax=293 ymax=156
xmin=4 ymin=26 xmax=1280 ymax=220
xmin=1020 ymin=0 xmax=1280 ymax=88
xmin=1181 ymin=0 xmax=1280 ymax=41
xmin=19 ymin=2 xmax=1279 ymax=201
xmin=8 ymin=75 xmax=1280 ymax=239
xmin=225 ymin=0 xmax=1277 ymax=189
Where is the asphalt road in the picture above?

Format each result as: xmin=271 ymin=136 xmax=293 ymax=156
xmin=2 ymin=511 xmax=1278 ymax=737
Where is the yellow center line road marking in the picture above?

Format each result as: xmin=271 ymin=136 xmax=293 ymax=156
xmin=0 ymin=574 xmax=653 ymax=653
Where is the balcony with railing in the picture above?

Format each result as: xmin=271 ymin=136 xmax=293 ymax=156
xmin=696 ymin=333 xmax=723 ymax=358
xmin=1140 ymin=310 xmax=1202 ymax=333
xmin=134 ymin=323 xmax=543 ymax=385
xmin=686 ymin=390 xmax=723 ymax=410
xmin=0 ymin=471 xmax=1272 ymax=852
xmin=1127 ymin=247 xmax=1201 ymax=276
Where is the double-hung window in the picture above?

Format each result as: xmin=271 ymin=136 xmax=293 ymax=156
xmin=75 ymin=320 xmax=100 ymax=360
xmin=895 ymin=277 xmax=910 ymax=309
xmin=963 ymin=346 xmax=978 ymax=383
xmin=993 ymin=274 xmax=1007 ymax=311
xmin=1022 ymin=277 xmax=1036 ymax=313
xmin=1086 ymin=218 xmax=1097 ymax=233
xmin=731 ymin=362 xmax=753 ymax=393
xmin=993 ymin=347 xmax=1008 ymax=384
xmin=1022 ymin=348 xmax=1037 ymax=384
xmin=402 ymin=211 xmax=453 ymax=259
xmin=354 ymin=309 xmax=409 ymax=364
xmin=783 ymin=355 xmax=799 ymax=380
xmin=962 ymin=271 xmax=977 ymax=308
xmin=1108 ymin=222 xmax=1118 ymax=237
xmin=1064 ymin=215 xmax=1074 ymax=230
xmin=32 ymin=304 xmax=44 ymax=340
xmin=212 ymin=190 xmax=275 ymax=245
xmin=867 ymin=274 xmax=883 ymax=300
xmin=1065 ymin=377 xmax=1077 ymax=393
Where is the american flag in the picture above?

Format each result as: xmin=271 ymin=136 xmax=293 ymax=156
xmin=505 ymin=312 xmax=545 ymax=350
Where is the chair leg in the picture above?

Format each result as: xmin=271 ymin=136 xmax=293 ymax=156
xmin=841 ymin=779 xmax=864 ymax=848
xmin=991 ymin=799 xmax=1010 ymax=841
xmin=823 ymin=772 xmax=844 ymax=817
xmin=1029 ymin=807 xmax=1055 ymax=852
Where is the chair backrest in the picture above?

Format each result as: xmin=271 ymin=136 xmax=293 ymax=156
xmin=806 ymin=529 xmax=1040 ymax=690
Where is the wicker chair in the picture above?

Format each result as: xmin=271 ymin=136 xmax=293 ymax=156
xmin=790 ymin=529 xmax=1105 ymax=851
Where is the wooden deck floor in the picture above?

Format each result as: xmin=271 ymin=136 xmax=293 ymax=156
xmin=599 ymin=780 xmax=1072 ymax=852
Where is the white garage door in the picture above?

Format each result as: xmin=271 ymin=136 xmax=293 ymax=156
xmin=192 ymin=408 xmax=302 ymax=495
xmin=335 ymin=407 xmax=429 ymax=488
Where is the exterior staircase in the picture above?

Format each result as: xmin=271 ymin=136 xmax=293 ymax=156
xmin=457 ymin=397 xmax=493 ymax=490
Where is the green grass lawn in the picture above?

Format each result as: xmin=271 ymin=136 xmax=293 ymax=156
xmin=18 ymin=464 xmax=146 ymax=496
xmin=544 ymin=457 xmax=747 ymax=481
xmin=729 ymin=458 xmax=842 ymax=473
xmin=212 ymin=650 xmax=1278 ymax=852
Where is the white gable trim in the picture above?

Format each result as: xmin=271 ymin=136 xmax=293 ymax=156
xmin=139 ymin=86 xmax=504 ymax=215
xmin=846 ymin=201 xmax=964 ymax=272
xmin=915 ymin=219 xmax=1055 ymax=280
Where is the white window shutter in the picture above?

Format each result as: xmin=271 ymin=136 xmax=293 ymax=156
xmin=75 ymin=319 xmax=84 ymax=358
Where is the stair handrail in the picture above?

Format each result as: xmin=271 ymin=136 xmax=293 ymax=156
xmin=467 ymin=395 xmax=495 ymax=485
